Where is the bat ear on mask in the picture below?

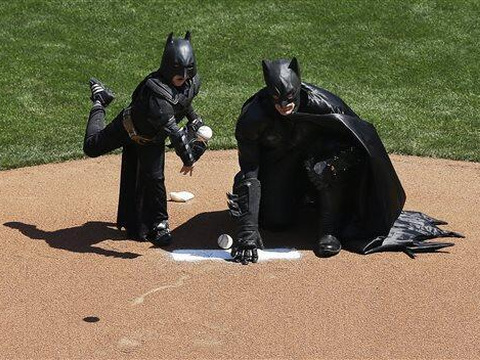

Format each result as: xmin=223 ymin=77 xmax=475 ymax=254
xmin=166 ymin=32 xmax=174 ymax=45
xmin=262 ymin=60 xmax=271 ymax=83
xmin=289 ymin=57 xmax=300 ymax=78
xmin=184 ymin=31 xmax=191 ymax=41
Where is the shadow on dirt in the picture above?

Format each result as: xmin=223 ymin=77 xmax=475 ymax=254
xmin=168 ymin=209 xmax=317 ymax=252
xmin=4 ymin=221 xmax=141 ymax=259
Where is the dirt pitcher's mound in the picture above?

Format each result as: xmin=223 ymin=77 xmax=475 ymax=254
xmin=0 ymin=150 xmax=479 ymax=359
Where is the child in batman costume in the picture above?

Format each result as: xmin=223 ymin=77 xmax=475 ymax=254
xmin=83 ymin=31 xmax=208 ymax=246
xmin=228 ymin=58 xmax=463 ymax=264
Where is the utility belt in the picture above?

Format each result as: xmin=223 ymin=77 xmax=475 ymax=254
xmin=122 ymin=107 xmax=154 ymax=145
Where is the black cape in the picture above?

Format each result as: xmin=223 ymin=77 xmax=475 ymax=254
xmin=290 ymin=110 xmax=463 ymax=256
xmin=117 ymin=144 xmax=150 ymax=240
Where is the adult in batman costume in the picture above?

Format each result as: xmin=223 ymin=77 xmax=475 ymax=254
xmin=228 ymin=58 xmax=463 ymax=264
xmin=83 ymin=31 xmax=208 ymax=246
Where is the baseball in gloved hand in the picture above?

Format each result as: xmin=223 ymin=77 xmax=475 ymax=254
xmin=196 ymin=125 xmax=213 ymax=142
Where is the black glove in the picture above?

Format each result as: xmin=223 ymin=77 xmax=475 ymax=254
xmin=305 ymin=146 xmax=364 ymax=190
xmin=186 ymin=117 xmax=204 ymax=133
xmin=183 ymin=118 xmax=208 ymax=162
xmin=191 ymin=140 xmax=207 ymax=161
xmin=304 ymin=157 xmax=336 ymax=190
xmin=170 ymin=131 xmax=195 ymax=167
xmin=231 ymin=228 xmax=264 ymax=265
xmin=164 ymin=118 xmax=195 ymax=166
xmin=227 ymin=177 xmax=263 ymax=265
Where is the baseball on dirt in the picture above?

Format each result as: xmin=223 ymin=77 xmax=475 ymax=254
xmin=196 ymin=125 xmax=213 ymax=141
xmin=217 ymin=234 xmax=233 ymax=250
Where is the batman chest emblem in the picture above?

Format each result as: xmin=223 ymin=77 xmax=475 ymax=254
xmin=261 ymin=131 xmax=284 ymax=148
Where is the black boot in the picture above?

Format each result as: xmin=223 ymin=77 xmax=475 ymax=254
xmin=314 ymin=182 xmax=345 ymax=258
xmin=316 ymin=234 xmax=342 ymax=257
xmin=89 ymin=78 xmax=115 ymax=107
xmin=146 ymin=220 xmax=172 ymax=247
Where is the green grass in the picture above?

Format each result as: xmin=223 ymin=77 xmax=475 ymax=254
xmin=1 ymin=0 xmax=479 ymax=169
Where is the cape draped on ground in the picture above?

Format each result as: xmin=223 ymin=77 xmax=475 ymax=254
xmin=292 ymin=111 xmax=463 ymax=256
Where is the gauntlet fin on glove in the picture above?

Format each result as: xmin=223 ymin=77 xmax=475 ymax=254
xmin=227 ymin=177 xmax=264 ymax=264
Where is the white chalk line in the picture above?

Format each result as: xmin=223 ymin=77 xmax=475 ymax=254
xmin=170 ymin=248 xmax=301 ymax=262
xmin=131 ymin=275 xmax=189 ymax=306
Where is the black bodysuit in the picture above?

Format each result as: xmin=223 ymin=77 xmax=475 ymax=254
xmin=84 ymin=73 xmax=202 ymax=239
xmin=234 ymin=82 xmax=406 ymax=246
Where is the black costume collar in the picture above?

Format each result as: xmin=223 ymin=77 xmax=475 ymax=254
xmin=146 ymin=77 xmax=179 ymax=104
xmin=146 ymin=75 xmax=200 ymax=107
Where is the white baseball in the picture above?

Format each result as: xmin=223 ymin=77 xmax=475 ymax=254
xmin=196 ymin=125 xmax=213 ymax=141
xmin=217 ymin=234 xmax=233 ymax=250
